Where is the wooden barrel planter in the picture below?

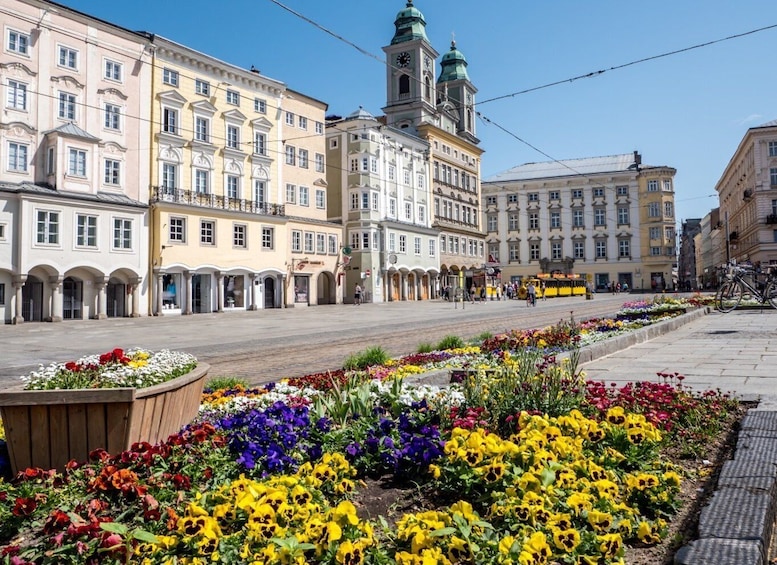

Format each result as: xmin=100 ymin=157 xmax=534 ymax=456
xmin=0 ymin=363 xmax=208 ymax=475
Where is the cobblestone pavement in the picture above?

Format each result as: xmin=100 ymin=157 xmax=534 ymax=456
xmin=0 ymin=293 xmax=633 ymax=388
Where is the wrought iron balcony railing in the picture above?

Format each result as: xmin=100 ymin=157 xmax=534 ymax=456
xmin=150 ymin=186 xmax=285 ymax=216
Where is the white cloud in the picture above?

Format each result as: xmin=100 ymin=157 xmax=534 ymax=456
xmin=737 ymin=114 xmax=763 ymax=125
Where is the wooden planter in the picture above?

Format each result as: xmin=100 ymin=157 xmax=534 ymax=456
xmin=0 ymin=363 xmax=209 ymax=475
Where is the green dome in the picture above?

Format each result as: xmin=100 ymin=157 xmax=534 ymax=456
xmin=390 ymin=1 xmax=429 ymax=45
xmin=438 ymin=41 xmax=469 ymax=82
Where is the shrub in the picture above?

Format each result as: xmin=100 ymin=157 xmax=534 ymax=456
xmin=436 ymin=335 xmax=465 ymax=350
xmin=416 ymin=342 xmax=434 ymax=354
xmin=343 ymin=346 xmax=389 ymax=371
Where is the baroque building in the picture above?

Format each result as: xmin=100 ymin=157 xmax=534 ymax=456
xmin=482 ymin=152 xmax=677 ymax=291
xmin=0 ymin=0 xmax=152 ymax=323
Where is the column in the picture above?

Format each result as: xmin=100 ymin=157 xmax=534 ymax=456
xmin=94 ymin=278 xmax=108 ymax=319
xmin=281 ymin=275 xmax=287 ymax=308
xmin=416 ymin=276 xmax=422 ymax=300
xmin=154 ymin=272 xmax=164 ymax=316
xmin=130 ymin=277 xmax=141 ymax=317
xmin=401 ymin=274 xmax=408 ymax=301
xmin=12 ymin=275 xmax=25 ymax=324
xmin=215 ymin=271 xmax=225 ymax=313
xmin=248 ymin=274 xmax=258 ymax=310
xmin=183 ymin=271 xmax=193 ymax=315
xmin=48 ymin=276 xmax=63 ymax=322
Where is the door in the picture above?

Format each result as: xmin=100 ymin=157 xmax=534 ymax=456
xmin=264 ymin=278 xmax=275 ymax=308
xmin=21 ymin=276 xmax=44 ymax=322
xmin=63 ymin=277 xmax=83 ymax=320
xmin=107 ymin=282 xmax=126 ymax=317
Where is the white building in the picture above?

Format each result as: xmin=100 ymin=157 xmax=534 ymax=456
xmin=0 ymin=0 xmax=152 ymax=323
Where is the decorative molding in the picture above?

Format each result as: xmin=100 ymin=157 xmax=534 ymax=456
xmin=0 ymin=61 xmax=36 ymax=77
xmin=0 ymin=122 xmax=37 ymax=136
xmin=97 ymin=87 xmax=128 ymax=101
xmin=50 ymin=75 xmax=85 ymax=90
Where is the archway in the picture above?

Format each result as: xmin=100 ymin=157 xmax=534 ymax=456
xmin=22 ymin=275 xmax=44 ymax=322
xmin=107 ymin=277 xmax=127 ymax=318
xmin=317 ymin=272 xmax=336 ymax=305
xmin=63 ymin=276 xmax=83 ymax=320
xmin=263 ymin=277 xmax=276 ymax=308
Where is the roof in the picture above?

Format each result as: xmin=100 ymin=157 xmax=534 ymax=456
xmin=347 ymin=107 xmax=376 ymax=120
xmin=43 ymin=122 xmax=100 ymax=141
xmin=0 ymin=182 xmax=146 ymax=208
xmin=484 ymin=154 xmax=641 ymax=183
xmin=753 ymin=119 xmax=777 ymax=129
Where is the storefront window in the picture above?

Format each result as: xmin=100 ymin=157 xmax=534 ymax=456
xmin=162 ymin=273 xmax=181 ymax=309
xmin=294 ymin=276 xmax=309 ymax=304
xmin=224 ymin=275 xmax=244 ymax=308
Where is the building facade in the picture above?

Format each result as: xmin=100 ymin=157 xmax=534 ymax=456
xmin=715 ymin=119 xmax=777 ymax=269
xmin=381 ymin=2 xmax=485 ymax=292
xmin=0 ymin=0 xmax=152 ymax=323
xmin=326 ymin=107 xmax=437 ymax=303
xmin=482 ymin=152 xmax=677 ymax=292
xmin=678 ymin=218 xmax=701 ymax=291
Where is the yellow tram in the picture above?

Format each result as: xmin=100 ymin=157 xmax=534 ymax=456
xmin=535 ymin=273 xmax=587 ymax=298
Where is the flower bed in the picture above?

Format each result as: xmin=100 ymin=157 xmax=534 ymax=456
xmin=0 ymin=297 xmax=736 ymax=564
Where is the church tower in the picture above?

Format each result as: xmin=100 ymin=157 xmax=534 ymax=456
xmin=437 ymin=40 xmax=479 ymax=144
xmin=382 ymin=1 xmax=439 ymax=130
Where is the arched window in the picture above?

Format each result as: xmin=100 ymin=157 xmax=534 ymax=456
xmin=424 ymin=76 xmax=431 ymax=101
xmin=466 ymin=109 xmax=473 ymax=131
xmin=399 ymin=75 xmax=410 ymax=97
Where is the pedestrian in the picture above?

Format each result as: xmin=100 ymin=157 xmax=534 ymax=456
xmin=527 ymin=281 xmax=536 ymax=307
xmin=470 ymin=284 xmax=476 ymax=303
xmin=354 ymin=283 xmax=362 ymax=306
xmin=480 ymin=286 xmax=486 ymax=303
xmin=540 ymin=280 xmax=547 ymax=301
xmin=496 ymin=285 xmax=501 ymax=301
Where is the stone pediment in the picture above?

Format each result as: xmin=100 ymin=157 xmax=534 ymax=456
xmin=191 ymin=99 xmax=217 ymax=116
xmin=251 ymin=116 xmax=273 ymax=129
xmin=223 ymin=108 xmax=247 ymax=123
xmin=157 ymin=90 xmax=187 ymax=107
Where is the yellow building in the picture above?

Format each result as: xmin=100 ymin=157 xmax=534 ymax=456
xmin=148 ymin=38 xmax=341 ymax=314
xmin=638 ymin=165 xmax=678 ymax=291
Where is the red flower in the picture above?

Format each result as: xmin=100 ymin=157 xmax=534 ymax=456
xmin=12 ymin=497 xmax=37 ymax=516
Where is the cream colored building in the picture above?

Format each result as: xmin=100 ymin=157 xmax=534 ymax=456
xmin=483 ymin=152 xmax=677 ymax=292
xmin=715 ymin=119 xmax=777 ymax=269
xmin=148 ymin=38 xmax=341 ymax=315
xmin=0 ymin=0 xmax=152 ymax=323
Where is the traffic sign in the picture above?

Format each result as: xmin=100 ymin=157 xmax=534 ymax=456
xmin=365 ymin=269 xmax=371 ymax=277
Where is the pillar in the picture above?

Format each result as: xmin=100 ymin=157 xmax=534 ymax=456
xmin=154 ymin=271 xmax=164 ymax=316
xmin=130 ymin=277 xmax=141 ymax=317
xmin=94 ymin=278 xmax=108 ymax=319
xmin=215 ymin=271 xmax=225 ymax=313
xmin=12 ymin=275 xmax=25 ymax=324
xmin=401 ymin=274 xmax=408 ymax=301
xmin=183 ymin=271 xmax=193 ymax=315
xmin=48 ymin=276 xmax=63 ymax=322
xmin=248 ymin=274 xmax=258 ymax=310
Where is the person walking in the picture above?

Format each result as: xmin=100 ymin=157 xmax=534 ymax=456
xmin=354 ymin=283 xmax=362 ymax=305
xmin=540 ymin=280 xmax=547 ymax=301
xmin=470 ymin=284 xmax=476 ymax=304
xmin=527 ymin=281 xmax=536 ymax=307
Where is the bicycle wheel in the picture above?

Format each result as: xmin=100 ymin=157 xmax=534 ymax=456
xmin=764 ymin=281 xmax=777 ymax=310
xmin=716 ymin=280 xmax=743 ymax=312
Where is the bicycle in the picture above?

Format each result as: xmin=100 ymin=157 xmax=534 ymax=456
xmin=715 ymin=263 xmax=777 ymax=312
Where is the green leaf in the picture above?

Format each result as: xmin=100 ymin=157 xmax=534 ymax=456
xmin=430 ymin=527 xmax=457 ymax=537
xmin=133 ymin=530 xmax=160 ymax=543
xmin=99 ymin=522 xmax=128 ymax=535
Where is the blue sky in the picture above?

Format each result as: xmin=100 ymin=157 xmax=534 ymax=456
xmin=61 ymin=0 xmax=777 ymax=227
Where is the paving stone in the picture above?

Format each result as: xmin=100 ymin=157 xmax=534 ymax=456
xmin=735 ymin=436 xmax=777 ymax=463
xmin=718 ymin=459 xmax=777 ymax=481
xmin=741 ymin=411 xmax=777 ymax=432
xmin=697 ymin=487 xmax=774 ymax=546
xmin=674 ymin=538 xmax=764 ymax=565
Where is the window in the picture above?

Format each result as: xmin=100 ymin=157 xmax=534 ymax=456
xmin=529 ymin=213 xmax=539 ymax=229
xmin=617 ymin=185 xmax=629 ymax=196
xmin=59 ymin=92 xmax=76 ymax=120
xmin=192 ymin=169 xmax=208 ymax=193
xmin=440 ymin=235 xmax=446 ymax=254
xmin=315 ymin=121 xmax=323 ymax=134
xmin=350 ymin=192 xmax=359 ymax=210
xmin=619 ymin=239 xmax=630 ymax=258
xmin=399 ymin=235 xmax=407 ymax=253
xmin=304 ymin=232 xmax=314 ymax=253
xmin=404 ymin=170 xmax=411 ymax=185
xmin=76 ymin=214 xmax=97 ymax=247
xmin=530 ymin=243 xmax=540 ymax=260
xmin=113 ymin=218 xmax=132 ymax=249
xmin=285 ymin=145 xmax=296 ymax=165
xmin=389 ymin=198 xmax=396 ymax=217
xmin=200 ymin=220 xmax=215 ymax=245
xmin=194 ymin=117 xmax=209 ymax=142
xmin=551 ymin=242 xmax=562 ymax=260
xmin=162 ymin=163 xmax=177 ymax=189
xmin=594 ymin=208 xmax=606 ymax=226
xmin=286 ymin=183 xmax=296 ymax=204
xmin=46 ymin=147 xmax=55 ymax=175
xmin=262 ymin=227 xmax=274 ymax=249
xmin=254 ymin=180 xmax=266 ymax=204
xmin=405 ymin=202 xmax=412 ymax=220
xmin=226 ymin=125 xmax=239 ymax=149
xmin=593 ymin=187 xmax=605 ymax=197
xmin=664 ymin=201 xmax=674 ymax=217
xmin=487 ymin=214 xmax=498 ymax=231
xmin=299 ymin=185 xmax=309 ymax=206
xmin=8 ymin=142 xmax=28 ymax=172
xmin=769 ymin=141 xmax=777 ymax=157
xmin=0 ymin=283 xmax=4 ymax=305
xmin=574 ymin=241 xmax=585 ymax=259
xmin=417 ymin=174 xmax=425 ymax=189
xmin=169 ymin=217 xmax=185 ymax=242
xmin=371 ymin=158 xmax=378 ymax=173
xmin=298 ymin=149 xmax=309 ymax=169
xmin=58 ymin=46 xmax=78 ymax=69
xmin=372 ymin=193 xmax=380 ymax=212
xmin=528 ymin=193 xmax=539 ymax=202
xmin=328 ymin=235 xmax=337 ymax=254
xmin=162 ymin=108 xmax=178 ymax=134
xmin=573 ymin=209 xmax=584 ymax=227
xmin=298 ymin=116 xmax=307 ymax=129
xmin=36 ymin=210 xmax=59 ymax=244
xmin=361 ymin=192 xmax=369 ymax=210
xmin=104 ymin=159 xmax=121 ymax=185
xmin=618 ymin=207 xmax=629 ymax=224
xmin=388 ymin=232 xmax=396 ymax=252
xmin=418 ymin=206 xmax=425 ymax=223
xmin=226 ymin=175 xmax=239 ymax=199
xmin=650 ymin=227 xmax=661 ymax=240
xmin=329 ymin=138 xmax=338 ymax=149
xmin=550 ymin=212 xmax=561 ymax=229
xmin=104 ymin=103 xmax=121 ymax=130
xmin=549 ymin=190 xmax=560 ymax=200
xmin=648 ymin=202 xmax=660 ymax=217
xmin=104 ymin=60 xmax=123 ymax=81
xmin=7 ymin=80 xmax=27 ymax=110
xmin=233 ymin=224 xmax=246 ymax=248
xmin=291 ymin=230 xmax=302 ymax=252
xmin=316 ymin=233 xmax=326 ymax=253
xmin=8 ymin=30 xmax=30 ymax=55
xmin=595 ymin=240 xmax=606 ymax=258
xmin=68 ymin=148 xmax=87 ymax=176
xmin=254 ymin=98 xmax=266 ymax=113
xmin=414 ymin=237 xmax=422 ymax=255
xmin=572 ymin=189 xmax=583 ymax=199
xmin=647 ymin=180 xmax=658 ymax=192
xmin=486 ymin=196 xmax=497 ymax=206
xmin=429 ymin=239 xmax=436 ymax=257
xmin=650 ymin=246 xmax=661 ymax=256
xmin=508 ymin=194 xmax=518 ymax=203
xmin=315 ymin=153 xmax=325 ymax=172
xmin=285 ymin=112 xmax=294 ymax=126
xmin=508 ymin=213 xmax=519 ymax=230
xmin=509 ymin=243 xmax=519 ymax=261
xmin=663 ymin=180 xmax=672 ymax=192
xmin=665 ymin=226 xmax=675 ymax=239
xmin=162 ymin=68 xmax=179 ymax=86
xmin=362 ymin=232 xmax=370 ymax=250
xmin=226 ymin=90 xmax=239 ymax=105
xmin=254 ymin=132 xmax=266 ymax=155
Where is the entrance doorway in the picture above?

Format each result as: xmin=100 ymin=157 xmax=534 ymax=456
xmin=107 ymin=280 xmax=126 ymax=317
xmin=21 ymin=276 xmax=44 ymax=322
xmin=63 ymin=277 xmax=83 ymax=319
xmin=192 ymin=274 xmax=212 ymax=313
xmin=264 ymin=278 xmax=275 ymax=308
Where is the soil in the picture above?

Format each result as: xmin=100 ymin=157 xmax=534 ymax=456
xmin=350 ymin=404 xmax=752 ymax=564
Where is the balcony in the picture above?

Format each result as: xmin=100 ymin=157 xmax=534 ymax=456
xmin=150 ymin=186 xmax=285 ymax=216
xmin=767 ymin=214 xmax=777 ymax=225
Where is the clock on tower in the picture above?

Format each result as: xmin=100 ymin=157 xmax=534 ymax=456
xmin=396 ymin=52 xmax=411 ymax=68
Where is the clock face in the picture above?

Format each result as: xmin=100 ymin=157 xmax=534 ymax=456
xmin=424 ymin=56 xmax=432 ymax=70
xmin=396 ymin=52 xmax=411 ymax=68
